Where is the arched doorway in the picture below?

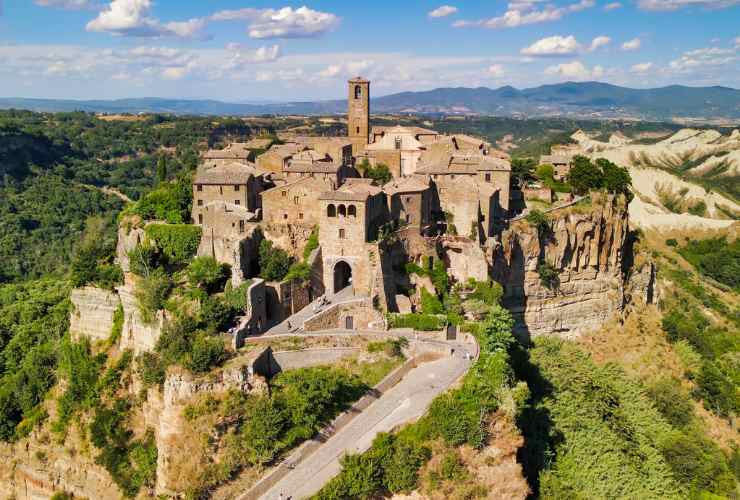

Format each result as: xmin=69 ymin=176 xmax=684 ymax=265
xmin=333 ymin=261 xmax=352 ymax=294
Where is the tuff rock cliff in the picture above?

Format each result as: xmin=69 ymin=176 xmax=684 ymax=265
xmin=490 ymin=193 xmax=649 ymax=338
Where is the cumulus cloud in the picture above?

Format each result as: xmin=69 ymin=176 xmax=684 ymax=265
xmin=637 ymin=0 xmax=740 ymax=10
xmin=604 ymin=2 xmax=622 ymax=10
xmin=428 ymin=5 xmax=458 ymax=18
xmin=317 ymin=60 xmax=375 ymax=79
xmin=588 ymin=36 xmax=611 ymax=51
xmin=669 ymin=46 xmax=737 ymax=71
xmin=34 ymin=0 xmax=97 ymax=9
xmin=630 ymin=62 xmax=653 ymax=73
xmin=211 ymin=6 xmax=339 ymax=39
xmin=86 ymin=0 xmax=207 ymax=38
xmin=453 ymin=0 xmax=594 ymax=30
xmin=622 ymin=38 xmax=641 ymax=51
xmin=521 ymin=35 xmax=580 ymax=56
xmin=545 ymin=60 xmax=604 ymax=80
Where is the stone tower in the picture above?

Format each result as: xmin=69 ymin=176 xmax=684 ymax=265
xmin=348 ymin=76 xmax=370 ymax=154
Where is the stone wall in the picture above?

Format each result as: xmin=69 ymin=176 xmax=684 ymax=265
xmin=492 ymin=194 xmax=632 ymax=338
xmin=302 ymin=298 xmax=382 ymax=331
xmin=271 ymin=347 xmax=360 ymax=372
xmin=69 ymin=286 xmax=121 ymax=342
xmin=443 ymin=238 xmax=489 ymax=283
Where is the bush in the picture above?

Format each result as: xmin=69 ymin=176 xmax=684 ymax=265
xmin=420 ymin=288 xmax=444 ymax=315
xmin=126 ymin=174 xmax=192 ymax=224
xmin=144 ymin=224 xmax=201 ymax=267
xmin=303 ymin=226 xmax=320 ymax=260
xmin=186 ymin=334 xmax=226 ymax=373
xmin=467 ymin=279 xmax=503 ymax=305
xmin=678 ymin=237 xmax=739 ymax=291
xmin=537 ymin=262 xmax=560 ymax=289
xmin=694 ymin=361 xmax=738 ymax=417
xmin=187 ymin=256 xmax=228 ymax=293
xmin=258 ymin=239 xmax=292 ymax=282
xmin=133 ymin=268 xmax=172 ymax=324
xmin=387 ymin=313 xmax=445 ymax=331
xmin=526 ymin=210 xmax=550 ymax=239
xmin=70 ymin=217 xmax=122 ymax=290
xmin=645 ymin=377 xmax=694 ymax=428
xmin=223 ymin=280 xmax=252 ymax=314
xmin=666 ymin=238 xmax=678 ymax=247
xmin=198 ymin=296 xmax=233 ymax=333
xmin=285 ymin=261 xmax=311 ymax=282
xmin=127 ymin=243 xmax=159 ymax=277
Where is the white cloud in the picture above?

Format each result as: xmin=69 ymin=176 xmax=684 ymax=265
xmin=637 ymin=0 xmax=740 ymax=10
xmin=622 ymin=38 xmax=641 ymax=51
xmin=545 ymin=60 xmax=604 ymax=80
xmin=521 ymin=35 xmax=580 ymax=56
xmin=34 ymin=0 xmax=96 ymax=9
xmin=86 ymin=0 xmax=207 ymax=38
xmin=317 ymin=60 xmax=375 ymax=79
xmin=589 ymin=36 xmax=611 ymax=51
xmin=487 ymin=64 xmax=505 ymax=77
xmin=604 ymin=2 xmax=622 ymax=10
xmin=669 ymin=46 xmax=738 ymax=71
xmin=428 ymin=5 xmax=458 ymax=18
xmin=211 ymin=6 xmax=339 ymax=39
xmin=453 ymin=0 xmax=594 ymax=30
xmin=630 ymin=62 xmax=653 ymax=73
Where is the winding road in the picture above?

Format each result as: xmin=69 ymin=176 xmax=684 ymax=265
xmin=250 ymin=342 xmax=473 ymax=500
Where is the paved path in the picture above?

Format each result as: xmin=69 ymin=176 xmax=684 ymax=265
xmin=255 ymin=349 xmax=472 ymax=500
xmin=264 ymin=287 xmax=362 ymax=335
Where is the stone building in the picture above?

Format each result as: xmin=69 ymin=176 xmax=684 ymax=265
xmin=283 ymin=149 xmax=353 ymax=188
xmin=192 ymin=162 xmax=263 ymax=225
xmin=371 ymin=126 xmax=439 ymax=145
xmin=256 ymin=143 xmax=306 ymax=174
xmin=421 ymin=134 xmax=495 ymax=164
xmin=383 ymin=175 xmax=432 ymax=233
xmin=539 ymin=154 xmax=573 ymax=180
xmin=362 ymin=125 xmax=434 ymax=177
xmin=347 ymin=76 xmax=370 ymax=154
xmin=261 ymin=176 xmax=334 ymax=226
xmin=417 ymin=153 xmax=511 ymax=238
xmin=289 ymin=136 xmax=353 ymax=166
xmin=319 ymin=179 xmax=386 ymax=295
xmin=202 ymin=143 xmax=256 ymax=165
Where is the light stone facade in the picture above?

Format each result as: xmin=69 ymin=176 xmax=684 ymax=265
xmin=347 ymin=77 xmax=370 ymax=154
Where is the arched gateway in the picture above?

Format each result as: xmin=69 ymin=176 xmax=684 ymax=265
xmin=333 ymin=261 xmax=352 ymax=294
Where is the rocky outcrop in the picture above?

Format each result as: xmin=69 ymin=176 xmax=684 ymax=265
xmin=69 ymin=286 xmax=120 ymax=342
xmin=492 ymin=194 xmax=633 ymax=338
xmin=151 ymin=354 xmax=269 ymax=495
xmin=443 ymin=237 xmax=489 ymax=283
xmin=116 ymin=223 xmax=146 ymax=275
xmin=625 ymin=260 xmax=658 ymax=306
xmin=118 ymin=285 xmax=165 ymax=355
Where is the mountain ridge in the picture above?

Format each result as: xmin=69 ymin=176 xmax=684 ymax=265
xmin=2 ymin=82 xmax=739 ymax=120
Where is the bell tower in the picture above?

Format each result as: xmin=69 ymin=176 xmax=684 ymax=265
xmin=348 ymin=77 xmax=369 ymax=154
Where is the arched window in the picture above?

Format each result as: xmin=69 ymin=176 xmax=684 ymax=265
xmin=348 ymin=205 xmax=357 ymax=217
xmin=338 ymin=204 xmax=347 ymax=217
xmin=327 ymin=204 xmax=336 ymax=217
xmin=395 ymin=137 xmax=402 ymax=150
xmin=354 ymin=85 xmax=362 ymax=99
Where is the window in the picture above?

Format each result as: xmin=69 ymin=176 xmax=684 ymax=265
xmin=294 ymin=196 xmax=299 ymax=205
xmin=234 ymin=185 xmax=240 ymax=191
xmin=395 ymin=137 xmax=402 ymax=150
xmin=485 ymin=173 xmax=491 ymax=182
xmin=338 ymin=205 xmax=347 ymax=217
xmin=198 ymin=214 xmax=203 ymax=224
xmin=356 ymin=126 xmax=360 ymax=134
xmin=406 ymin=196 xmax=412 ymax=203
xmin=450 ymin=174 xmax=455 ymax=180
xmin=219 ymin=186 xmax=223 ymax=195
xmin=239 ymin=220 xmax=245 ymax=234
xmin=196 ymin=184 xmax=203 ymax=192
xmin=197 ymin=199 xmax=203 ymax=207
xmin=354 ymin=85 xmax=362 ymax=99
xmin=348 ymin=205 xmax=357 ymax=217
xmin=282 ymin=191 xmax=287 ymax=197
xmin=299 ymin=213 xmax=304 ymax=220
xmin=339 ymin=228 xmax=346 ymax=239
xmin=283 ymin=213 xmax=288 ymax=219
xmin=235 ymin=200 xmax=240 ymax=205
xmin=327 ymin=204 xmax=336 ymax=217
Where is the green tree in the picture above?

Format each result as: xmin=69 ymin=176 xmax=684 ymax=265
xmin=187 ymin=256 xmax=227 ymax=293
xmin=596 ymin=158 xmax=632 ymax=200
xmin=156 ymin=156 xmax=167 ymax=185
xmin=258 ymin=239 xmax=292 ymax=282
xmin=567 ymin=155 xmax=603 ymax=195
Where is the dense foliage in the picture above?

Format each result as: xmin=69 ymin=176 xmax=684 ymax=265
xmin=144 ymin=223 xmax=202 ymax=267
xmin=258 ymin=238 xmax=293 ymax=282
xmin=678 ymin=237 xmax=739 ymax=291
xmin=567 ymin=156 xmax=633 ymax=199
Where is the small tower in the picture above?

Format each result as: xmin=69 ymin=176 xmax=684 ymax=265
xmin=347 ymin=77 xmax=370 ymax=154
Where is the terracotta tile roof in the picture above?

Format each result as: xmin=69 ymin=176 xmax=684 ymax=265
xmin=319 ymin=178 xmax=382 ymax=201
xmin=202 ymin=143 xmax=254 ymax=160
xmin=194 ymin=162 xmax=256 ymax=184
xmin=284 ymin=161 xmax=342 ymax=174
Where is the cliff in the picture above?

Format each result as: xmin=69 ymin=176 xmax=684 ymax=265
xmin=492 ymin=194 xmax=635 ymax=338
xmin=69 ymin=286 xmax=120 ymax=343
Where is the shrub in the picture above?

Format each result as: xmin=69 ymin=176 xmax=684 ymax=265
xmin=69 ymin=218 xmax=122 ymax=290
xmin=187 ymin=256 xmax=228 ymax=293
xmin=645 ymin=377 xmax=694 ymax=428
xmin=144 ymin=224 xmax=201 ymax=267
xmin=526 ymin=210 xmax=550 ymax=239
xmin=258 ymin=239 xmax=292 ymax=282
xmin=665 ymin=238 xmax=678 ymax=247
xmin=126 ymin=174 xmax=192 ymax=224
xmin=467 ymin=279 xmax=503 ymax=305
xmin=223 ymin=281 xmax=252 ymax=314
xmin=303 ymin=225 xmax=320 ymax=260
xmin=198 ymin=296 xmax=233 ymax=333
xmin=127 ymin=243 xmax=160 ymax=278
xmin=186 ymin=334 xmax=226 ymax=373
xmin=537 ymin=262 xmax=560 ymax=289
xmin=285 ymin=261 xmax=311 ymax=282
xmin=478 ymin=304 xmax=516 ymax=354
xmin=133 ymin=268 xmax=172 ymax=324
xmin=420 ymin=288 xmax=444 ymax=315
xmin=694 ymin=361 xmax=738 ymax=417
xmin=387 ymin=313 xmax=445 ymax=331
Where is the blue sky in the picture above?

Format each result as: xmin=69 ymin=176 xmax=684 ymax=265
xmin=0 ymin=0 xmax=738 ymax=101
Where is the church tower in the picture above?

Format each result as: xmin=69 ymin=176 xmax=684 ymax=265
xmin=348 ymin=77 xmax=369 ymax=154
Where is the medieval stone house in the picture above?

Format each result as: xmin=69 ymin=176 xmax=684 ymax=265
xmin=192 ymin=162 xmax=263 ymax=225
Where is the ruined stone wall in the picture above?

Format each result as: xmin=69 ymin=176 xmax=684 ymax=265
xmin=69 ymin=286 xmax=120 ymax=343
xmin=262 ymin=222 xmax=315 ymax=258
xmin=492 ymin=194 xmax=630 ymax=338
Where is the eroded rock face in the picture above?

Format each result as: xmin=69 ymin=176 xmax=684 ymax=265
xmin=444 ymin=238 xmax=489 ymax=284
xmin=118 ymin=285 xmax=165 ymax=355
xmin=492 ymin=195 xmax=631 ymax=338
xmin=116 ymin=224 xmax=145 ymax=275
xmin=153 ymin=359 xmax=269 ymax=495
xmin=69 ymin=286 xmax=120 ymax=343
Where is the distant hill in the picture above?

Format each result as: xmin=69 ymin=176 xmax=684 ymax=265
xmin=2 ymin=82 xmax=740 ymax=121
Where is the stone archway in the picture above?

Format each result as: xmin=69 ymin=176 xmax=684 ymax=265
xmin=333 ymin=261 xmax=353 ymax=294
